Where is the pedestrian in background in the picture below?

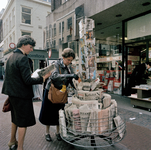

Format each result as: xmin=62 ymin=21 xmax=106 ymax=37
xmin=125 ymin=62 xmax=148 ymax=96
xmin=146 ymin=61 xmax=151 ymax=79
xmin=1 ymin=35 xmax=51 ymax=150
xmin=39 ymin=48 xmax=79 ymax=142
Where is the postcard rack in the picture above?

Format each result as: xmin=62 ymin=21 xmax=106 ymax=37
xmin=59 ymin=114 xmax=126 ymax=149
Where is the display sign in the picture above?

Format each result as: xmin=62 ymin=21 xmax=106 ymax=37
xmin=9 ymin=43 xmax=16 ymax=49
xmin=48 ymin=49 xmax=52 ymax=58
xmin=127 ymin=13 xmax=151 ymax=40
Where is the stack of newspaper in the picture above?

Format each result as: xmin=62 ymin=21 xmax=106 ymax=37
xmin=37 ymin=63 xmax=55 ymax=77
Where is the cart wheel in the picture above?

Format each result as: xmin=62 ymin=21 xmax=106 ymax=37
xmin=133 ymin=105 xmax=136 ymax=108
xmin=148 ymin=109 xmax=151 ymax=112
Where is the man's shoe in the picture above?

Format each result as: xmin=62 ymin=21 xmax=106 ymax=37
xmin=45 ymin=134 xmax=52 ymax=142
xmin=56 ymin=133 xmax=62 ymax=141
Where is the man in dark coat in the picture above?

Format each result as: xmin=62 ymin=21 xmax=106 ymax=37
xmin=2 ymin=35 xmax=51 ymax=150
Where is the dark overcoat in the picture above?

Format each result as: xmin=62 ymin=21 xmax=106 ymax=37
xmin=39 ymin=58 xmax=75 ymax=125
xmin=2 ymin=49 xmax=43 ymax=127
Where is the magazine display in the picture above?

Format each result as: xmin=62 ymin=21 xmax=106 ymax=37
xmin=59 ymin=18 xmax=126 ymax=144
xmin=79 ymin=17 xmax=96 ymax=81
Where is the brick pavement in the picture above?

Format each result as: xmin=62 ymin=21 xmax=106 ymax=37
xmin=1 ymin=80 xmax=151 ymax=150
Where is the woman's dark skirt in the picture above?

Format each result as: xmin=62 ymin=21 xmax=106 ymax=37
xmin=9 ymin=96 xmax=36 ymax=127
xmin=39 ymin=89 xmax=65 ymax=125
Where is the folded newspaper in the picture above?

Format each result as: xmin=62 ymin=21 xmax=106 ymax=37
xmin=37 ymin=63 xmax=55 ymax=77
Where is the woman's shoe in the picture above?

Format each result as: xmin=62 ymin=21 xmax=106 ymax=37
xmin=10 ymin=145 xmax=17 ymax=150
xmin=45 ymin=134 xmax=52 ymax=142
xmin=8 ymin=140 xmax=18 ymax=148
xmin=56 ymin=133 xmax=62 ymax=141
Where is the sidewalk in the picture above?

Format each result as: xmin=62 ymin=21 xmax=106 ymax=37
xmin=1 ymin=80 xmax=151 ymax=150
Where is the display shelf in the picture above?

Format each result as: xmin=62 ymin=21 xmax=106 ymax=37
xmin=128 ymin=87 xmax=151 ymax=112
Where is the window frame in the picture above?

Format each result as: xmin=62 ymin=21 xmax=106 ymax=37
xmin=54 ymin=23 xmax=56 ymax=36
xmin=21 ymin=31 xmax=31 ymax=36
xmin=62 ymin=21 xmax=64 ymax=32
xmin=67 ymin=17 xmax=72 ymax=30
xmin=21 ymin=6 xmax=31 ymax=25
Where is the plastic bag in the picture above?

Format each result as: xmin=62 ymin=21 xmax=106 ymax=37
xmin=32 ymin=84 xmax=43 ymax=100
xmin=31 ymin=69 xmax=43 ymax=100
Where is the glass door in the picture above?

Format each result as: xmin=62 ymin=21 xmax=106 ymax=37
xmin=124 ymin=41 xmax=148 ymax=95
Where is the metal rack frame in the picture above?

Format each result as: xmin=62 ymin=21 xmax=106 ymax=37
xmin=60 ymin=115 xmax=126 ymax=149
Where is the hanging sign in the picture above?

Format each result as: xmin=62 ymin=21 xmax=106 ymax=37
xmin=9 ymin=43 xmax=16 ymax=49
xmin=48 ymin=49 xmax=52 ymax=58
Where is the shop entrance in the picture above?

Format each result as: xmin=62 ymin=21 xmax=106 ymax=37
xmin=124 ymin=40 xmax=151 ymax=95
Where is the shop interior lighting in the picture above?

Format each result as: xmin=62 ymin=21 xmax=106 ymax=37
xmin=120 ymin=37 xmax=128 ymax=40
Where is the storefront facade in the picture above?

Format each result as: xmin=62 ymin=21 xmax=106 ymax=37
xmin=45 ymin=0 xmax=151 ymax=95
xmin=95 ymin=10 xmax=151 ymax=95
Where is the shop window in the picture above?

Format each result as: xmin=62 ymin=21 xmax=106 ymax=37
xmin=49 ymin=25 xmax=52 ymax=38
xmin=59 ymin=38 xmax=61 ymax=45
xmin=43 ymin=0 xmax=51 ymax=2
xmin=9 ymin=14 xmax=12 ymax=31
xmin=62 ymin=0 xmax=68 ymax=3
xmin=62 ymin=21 xmax=64 ymax=32
xmin=59 ymin=23 xmax=61 ymax=33
xmin=6 ymin=19 xmax=8 ymax=35
xmin=22 ymin=7 xmax=31 ymax=24
xmin=52 ymin=28 xmax=54 ymax=37
xmin=59 ymin=38 xmax=64 ymax=45
xmin=53 ymin=40 xmax=56 ymax=48
xmin=67 ymin=35 xmax=72 ymax=42
xmin=99 ymin=44 xmax=110 ymax=57
xmin=52 ymin=41 xmax=54 ymax=48
xmin=46 ymin=26 xmax=49 ymax=39
xmin=46 ymin=40 xmax=49 ymax=48
xmin=54 ymin=24 xmax=56 ymax=36
xmin=12 ymin=8 xmax=15 ymax=27
xmin=22 ymin=32 xmax=31 ymax=36
xmin=67 ymin=17 xmax=72 ymax=30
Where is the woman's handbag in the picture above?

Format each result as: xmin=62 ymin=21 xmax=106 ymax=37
xmin=2 ymin=97 xmax=11 ymax=112
xmin=48 ymin=66 xmax=67 ymax=104
xmin=48 ymin=83 xmax=67 ymax=104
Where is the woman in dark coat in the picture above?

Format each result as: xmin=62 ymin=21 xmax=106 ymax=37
xmin=39 ymin=48 xmax=79 ymax=141
xmin=1 ymin=35 xmax=51 ymax=150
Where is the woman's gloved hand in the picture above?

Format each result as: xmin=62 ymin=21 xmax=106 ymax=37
xmin=73 ymin=74 xmax=79 ymax=80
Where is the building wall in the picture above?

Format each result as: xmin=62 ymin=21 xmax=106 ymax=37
xmin=50 ymin=0 xmax=124 ymax=21
xmin=2 ymin=0 xmax=51 ymax=51
xmin=45 ymin=0 xmax=124 ymax=58
xmin=0 ymin=20 xmax=3 ymax=43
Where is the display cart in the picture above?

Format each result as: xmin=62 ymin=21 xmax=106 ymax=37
xmin=59 ymin=108 xmax=126 ymax=149
xmin=59 ymin=17 xmax=126 ymax=149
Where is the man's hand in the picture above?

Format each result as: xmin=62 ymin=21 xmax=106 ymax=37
xmin=43 ymin=71 xmax=51 ymax=82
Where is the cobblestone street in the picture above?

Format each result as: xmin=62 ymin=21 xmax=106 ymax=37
xmin=1 ymin=80 xmax=151 ymax=150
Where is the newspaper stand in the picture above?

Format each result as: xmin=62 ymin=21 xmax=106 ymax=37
xmin=59 ymin=107 xmax=126 ymax=149
xmin=59 ymin=17 xmax=126 ymax=149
